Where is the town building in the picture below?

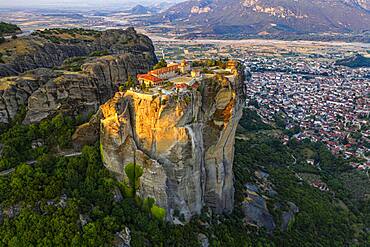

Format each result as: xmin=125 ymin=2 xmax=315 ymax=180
xmin=149 ymin=65 xmax=179 ymax=80
xmin=179 ymin=60 xmax=191 ymax=74
xmin=137 ymin=60 xmax=192 ymax=87
xmin=137 ymin=74 xmax=163 ymax=87
xmin=191 ymin=69 xmax=201 ymax=78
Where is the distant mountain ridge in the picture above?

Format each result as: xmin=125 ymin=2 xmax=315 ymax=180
xmin=156 ymin=0 xmax=370 ymax=36
xmin=335 ymin=54 xmax=370 ymax=68
xmin=130 ymin=4 xmax=159 ymax=15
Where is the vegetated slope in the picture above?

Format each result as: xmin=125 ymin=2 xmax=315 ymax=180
xmin=157 ymin=0 xmax=370 ymax=36
xmin=0 ymin=108 xmax=368 ymax=246
xmin=0 ymin=22 xmax=21 ymax=37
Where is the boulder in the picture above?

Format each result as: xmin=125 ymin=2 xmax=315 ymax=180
xmin=114 ymin=227 xmax=131 ymax=247
xmin=3 ymin=204 xmax=20 ymax=219
xmin=281 ymin=202 xmax=299 ymax=231
xmin=198 ymin=233 xmax=209 ymax=247
xmin=112 ymin=187 xmax=123 ymax=202
xmin=244 ymin=182 xmax=260 ymax=193
xmin=241 ymin=192 xmax=276 ymax=232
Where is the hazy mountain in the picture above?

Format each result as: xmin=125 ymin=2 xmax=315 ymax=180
xmin=129 ymin=1 xmax=181 ymax=14
xmin=130 ymin=4 xmax=159 ymax=14
xmin=157 ymin=0 xmax=370 ymax=36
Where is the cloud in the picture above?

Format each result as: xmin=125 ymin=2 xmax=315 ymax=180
xmin=0 ymin=0 xmax=168 ymax=8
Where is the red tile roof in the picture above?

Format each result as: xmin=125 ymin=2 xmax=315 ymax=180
xmin=175 ymin=83 xmax=188 ymax=89
xmin=149 ymin=65 xmax=179 ymax=76
xmin=137 ymin=74 xmax=163 ymax=83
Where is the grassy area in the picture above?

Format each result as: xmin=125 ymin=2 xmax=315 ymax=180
xmin=0 ymin=38 xmax=37 ymax=62
xmin=32 ymin=28 xmax=101 ymax=44
xmin=0 ymin=78 xmax=16 ymax=90
xmin=60 ymin=56 xmax=87 ymax=72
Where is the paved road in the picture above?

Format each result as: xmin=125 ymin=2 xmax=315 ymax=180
xmin=0 ymin=168 xmax=15 ymax=176
xmin=63 ymin=152 xmax=82 ymax=158
xmin=0 ymin=152 xmax=82 ymax=177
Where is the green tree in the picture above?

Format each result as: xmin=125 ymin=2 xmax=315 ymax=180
xmin=124 ymin=163 xmax=143 ymax=197
xmin=153 ymin=58 xmax=167 ymax=70
xmin=128 ymin=76 xmax=134 ymax=87
xmin=151 ymin=205 xmax=166 ymax=221
xmin=143 ymin=197 xmax=155 ymax=213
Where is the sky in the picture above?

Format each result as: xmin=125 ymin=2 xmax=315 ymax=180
xmin=0 ymin=0 xmax=180 ymax=9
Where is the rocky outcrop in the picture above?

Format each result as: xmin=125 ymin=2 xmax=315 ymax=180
xmin=0 ymin=27 xmax=157 ymax=77
xmin=280 ymin=201 xmax=299 ymax=231
xmin=241 ymin=169 xmax=300 ymax=232
xmin=198 ymin=233 xmax=209 ymax=247
xmin=113 ymin=227 xmax=131 ymax=247
xmin=241 ymin=187 xmax=276 ymax=232
xmin=72 ymin=110 xmax=103 ymax=148
xmin=23 ymin=53 xmax=155 ymax=124
xmin=241 ymin=170 xmax=277 ymax=232
xmin=0 ymin=28 xmax=157 ymax=124
xmin=0 ymin=68 xmax=57 ymax=123
xmin=99 ymin=68 xmax=245 ymax=221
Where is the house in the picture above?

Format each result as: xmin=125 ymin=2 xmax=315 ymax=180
xmin=137 ymin=74 xmax=163 ymax=87
xmin=306 ymin=159 xmax=315 ymax=166
xmin=311 ymin=180 xmax=329 ymax=191
xmin=175 ymin=83 xmax=188 ymax=92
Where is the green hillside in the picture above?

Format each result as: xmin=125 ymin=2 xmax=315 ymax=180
xmin=0 ymin=109 xmax=368 ymax=246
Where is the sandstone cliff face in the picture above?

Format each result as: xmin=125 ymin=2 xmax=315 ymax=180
xmin=0 ymin=28 xmax=156 ymax=77
xmin=24 ymin=53 xmax=155 ymax=124
xmin=0 ymin=69 xmax=57 ymax=123
xmin=100 ymin=69 xmax=246 ymax=221
xmin=0 ymin=28 xmax=157 ymax=124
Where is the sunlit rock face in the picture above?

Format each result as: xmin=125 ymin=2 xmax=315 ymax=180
xmin=100 ymin=67 xmax=246 ymax=221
